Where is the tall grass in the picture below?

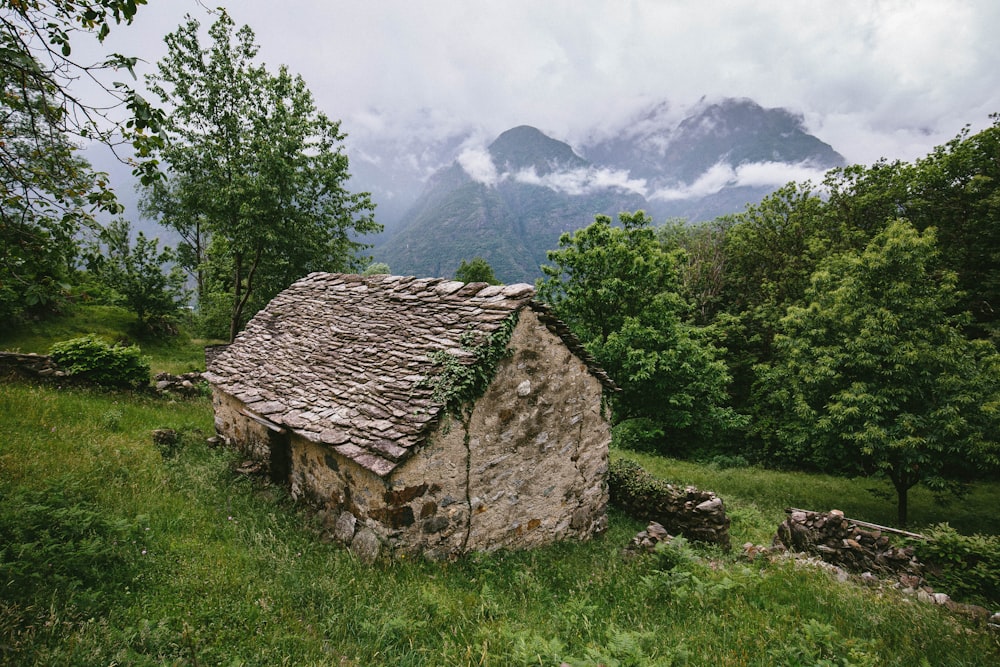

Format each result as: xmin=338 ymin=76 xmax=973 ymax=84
xmin=1 ymin=381 xmax=998 ymax=665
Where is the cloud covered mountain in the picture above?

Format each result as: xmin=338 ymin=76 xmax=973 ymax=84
xmin=355 ymin=97 xmax=844 ymax=283
xmin=374 ymin=126 xmax=645 ymax=283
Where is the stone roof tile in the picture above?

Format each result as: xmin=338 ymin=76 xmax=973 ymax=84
xmin=205 ymin=272 xmax=614 ymax=477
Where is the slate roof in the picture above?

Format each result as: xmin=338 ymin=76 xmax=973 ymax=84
xmin=204 ymin=272 xmax=614 ymax=477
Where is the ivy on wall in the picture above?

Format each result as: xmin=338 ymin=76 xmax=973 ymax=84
xmin=420 ymin=312 xmax=520 ymax=417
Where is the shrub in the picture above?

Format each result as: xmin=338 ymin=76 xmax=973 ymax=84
xmin=704 ymin=453 xmax=750 ymax=470
xmin=49 ymin=335 xmax=150 ymax=389
xmin=915 ymin=523 xmax=1000 ymax=606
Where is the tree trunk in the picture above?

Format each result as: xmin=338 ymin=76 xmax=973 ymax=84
xmin=897 ymin=485 xmax=908 ymax=528
xmin=891 ymin=470 xmax=913 ymax=528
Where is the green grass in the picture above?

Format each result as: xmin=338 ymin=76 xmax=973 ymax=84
xmin=1 ymin=382 xmax=998 ymax=666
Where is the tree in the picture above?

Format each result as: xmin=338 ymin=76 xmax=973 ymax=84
xmin=905 ymin=116 xmax=1000 ymax=341
xmin=454 ymin=257 xmax=500 ymax=285
xmin=362 ymin=262 xmax=390 ymax=276
xmin=86 ymin=218 xmax=188 ymax=331
xmin=756 ymin=220 xmax=1000 ymax=526
xmin=0 ymin=0 xmax=162 ymax=321
xmin=658 ymin=217 xmax=729 ymax=325
xmin=538 ymin=211 xmax=743 ymax=450
xmin=143 ymin=10 xmax=378 ymax=341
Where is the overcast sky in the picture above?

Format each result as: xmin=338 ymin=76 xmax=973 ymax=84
xmin=94 ymin=0 xmax=1000 ymax=168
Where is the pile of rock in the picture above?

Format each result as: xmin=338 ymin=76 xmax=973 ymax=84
xmin=624 ymin=521 xmax=673 ymax=555
xmin=153 ymin=371 xmax=206 ymax=396
xmin=0 ymin=351 xmax=64 ymax=379
xmin=775 ymin=508 xmax=923 ymax=577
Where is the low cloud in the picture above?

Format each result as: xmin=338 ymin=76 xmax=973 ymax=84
xmin=457 ymin=146 xmax=503 ymax=186
xmin=513 ymin=166 xmax=647 ymax=196
xmin=651 ymin=160 xmax=832 ymax=201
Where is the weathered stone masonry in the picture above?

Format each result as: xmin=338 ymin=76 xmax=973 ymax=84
xmin=205 ymin=272 xmax=615 ymax=560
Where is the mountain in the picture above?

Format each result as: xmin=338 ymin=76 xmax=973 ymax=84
xmin=375 ymin=126 xmax=644 ymax=283
xmin=581 ymin=97 xmax=845 ymax=220
xmin=362 ymin=98 xmax=845 ymax=283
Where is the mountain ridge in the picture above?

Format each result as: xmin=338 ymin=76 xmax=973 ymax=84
xmin=364 ymin=97 xmax=845 ymax=283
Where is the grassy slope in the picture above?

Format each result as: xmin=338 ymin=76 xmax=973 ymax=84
xmin=0 ymin=304 xmax=221 ymax=375
xmin=1 ymin=307 xmax=998 ymax=665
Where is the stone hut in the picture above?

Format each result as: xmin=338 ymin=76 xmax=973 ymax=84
xmin=203 ymin=272 xmax=616 ymax=560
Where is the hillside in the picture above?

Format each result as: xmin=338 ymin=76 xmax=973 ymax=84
xmin=2 ymin=307 xmax=999 ymax=663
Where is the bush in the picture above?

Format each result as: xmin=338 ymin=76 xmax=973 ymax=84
xmin=49 ymin=335 xmax=150 ymax=389
xmin=915 ymin=523 xmax=1000 ymax=606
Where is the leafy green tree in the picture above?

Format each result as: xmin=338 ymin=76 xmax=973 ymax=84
xmin=755 ymin=221 xmax=1000 ymax=526
xmin=86 ymin=219 xmax=188 ymax=331
xmin=454 ymin=257 xmax=500 ymax=285
xmin=657 ymin=218 xmax=729 ymax=325
xmin=0 ymin=0 xmax=162 ymax=322
xmin=539 ymin=211 xmax=743 ymax=450
xmin=711 ymin=183 xmax=834 ymax=411
xmin=905 ymin=116 xmax=1000 ymax=341
xmin=362 ymin=262 xmax=390 ymax=276
xmin=818 ymin=118 xmax=1000 ymax=342
xmin=143 ymin=10 xmax=379 ymax=341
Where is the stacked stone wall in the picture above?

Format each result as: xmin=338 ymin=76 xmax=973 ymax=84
xmin=774 ymin=508 xmax=922 ymax=577
xmin=608 ymin=459 xmax=731 ymax=549
xmin=0 ymin=351 xmax=64 ymax=379
xmin=211 ymin=389 xmax=274 ymax=462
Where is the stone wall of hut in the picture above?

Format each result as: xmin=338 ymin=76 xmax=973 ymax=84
xmin=214 ymin=309 xmax=611 ymax=560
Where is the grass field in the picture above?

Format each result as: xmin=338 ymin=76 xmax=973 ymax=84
xmin=1 ymin=307 xmax=998 ymax=664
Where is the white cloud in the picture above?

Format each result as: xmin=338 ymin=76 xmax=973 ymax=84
xmin=651 ymin=160 xmax=832 ymax=201
xmin=732 ymin=161 xmax=833 ymax=188
xmin=84 ymin=0 xmax=1000 ymax=187
xmin=651 ymin=163 xmax=738 ymax=201
xmin=457 ymin=146 xmax=502 ymax=186
xmin=513 ymin=166 xmax=647 ymax=196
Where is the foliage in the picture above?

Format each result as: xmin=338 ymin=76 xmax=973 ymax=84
xmin=768 ymin=618 xmax=879 ymax=667
xmin=539 ymin=211 xmax=744 ymax=449
xmin=0 ymin=481 xmax=147 ymax=617
xmin=143 ymin=10 xmax=379 ymax=341
xmin=420 ymin=313 xmax=518 ymax=417
xmin=0 ymin=0 xmax=164 ymax=323
xmin=361 ymin=261 xmax=390 ymax=276
xmin=904 ymin=115 xmax=1000 ymax=341
xmin=454 ymin=256 xmax=500 ymax=285
xmin=754 ymin=221 xmax=1000 ymax=526
xmin=612 ymin=418 xmax=665 ymax=452
xmin=658 ymin=218 xmax=729 ymax=325
xmin=85 ymin=218 xmax=189 ymax=331
xmin=916 ymin=524 xmax=1000 ymax=607
xmin=49 ymin=334 xmax=149 ymax=388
